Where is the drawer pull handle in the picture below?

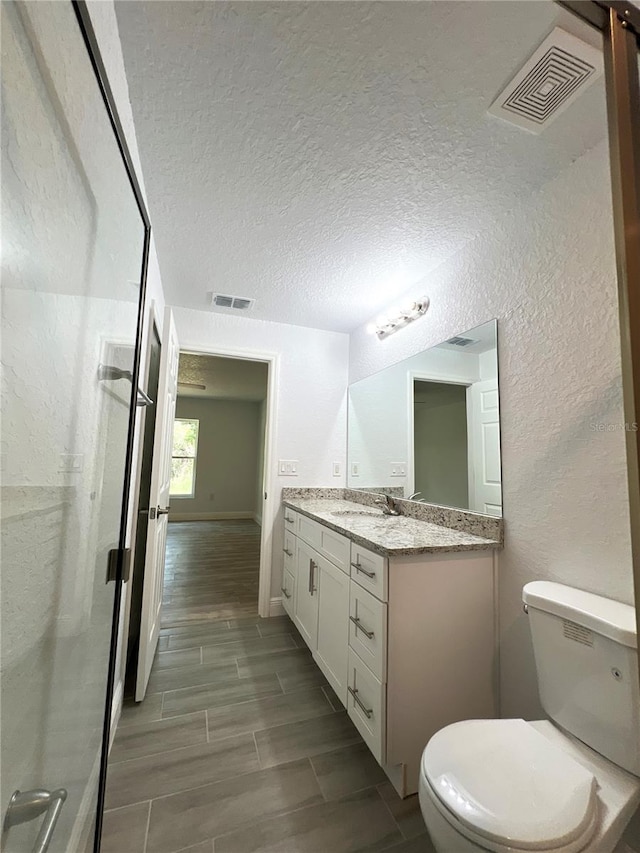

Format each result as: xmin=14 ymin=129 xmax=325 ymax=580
xmin=281 ymin=587 xmax=292 ymax=600
xmin=309 ymin=559 xmax=316 ymax=595
xmin=348 ymin=685 xmax=373 ymax=719
xmin=349 ymin=615 xmax=374 ymax=639
xmin=285 ymin=515 xmax=295 ymax=523
xmin=351 ymin=562 xmax=376 ymax=579
xmin=283 ymin=548 xmax=293 ymax=557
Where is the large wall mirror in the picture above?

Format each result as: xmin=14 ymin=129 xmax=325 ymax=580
xmin=347 ymin=320 xmax=502 ymax=517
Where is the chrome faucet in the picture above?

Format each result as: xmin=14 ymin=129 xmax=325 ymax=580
xmin=407 ymin=491 xmax=422 ymax=500
xmin=374 ymin=494 xmax=402 ymax=516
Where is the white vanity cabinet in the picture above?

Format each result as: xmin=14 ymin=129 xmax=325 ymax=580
xmin=282 ymin=506 xmax=496 ymax=798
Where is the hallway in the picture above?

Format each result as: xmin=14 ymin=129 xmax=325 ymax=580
xmin=103 ymin=521 xmax=429 ymax=853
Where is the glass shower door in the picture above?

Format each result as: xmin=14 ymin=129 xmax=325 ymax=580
xmin=1 ymin=1 xmax=146 ymax=850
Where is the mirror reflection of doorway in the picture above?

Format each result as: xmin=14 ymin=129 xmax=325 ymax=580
xmin=413 ymin=380 xmax=469 ymax=509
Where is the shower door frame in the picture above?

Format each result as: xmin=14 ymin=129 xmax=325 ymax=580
xmin=70 ymin=2 xmax=151 ymax=849
xmin=558 ymin=1 xmax=640 ymax=684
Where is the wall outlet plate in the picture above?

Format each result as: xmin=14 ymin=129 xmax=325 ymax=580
xmin=390 ymin=462 xmax=406 ymax=477
xmin=332 ymin=461 xmax=341 ymax=477
xmin=59 ymin=453 xmax=84 ymax=473
xmin=351 ymin=463 xmax=360 ymax=477
xmin=279 ymin=459 xmax=299 ymax=476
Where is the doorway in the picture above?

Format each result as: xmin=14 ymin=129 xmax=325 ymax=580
xmin=163 ymin=353 xmax=270 ymax=625
xmin=413 ymin=380 xmax=469 ymax=508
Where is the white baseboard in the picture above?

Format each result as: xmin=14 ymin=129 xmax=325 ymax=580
xmin=253 ymin=512 xmax=262 ymax=527
xmin=269 ymin=596 xmax=286 ymax=617
xmin=109 ymin=678 xmax=124 ymax=751
xmin=170 ymin=511 xmax=255 ymax=522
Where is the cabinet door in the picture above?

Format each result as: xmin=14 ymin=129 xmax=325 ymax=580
xmin=294 ymin=538 xmax=319 ymax=649
xmin=281 ymin=564 xmax=296 ymax=618
xmin=316 ymin=557 xmax=350 ymax=706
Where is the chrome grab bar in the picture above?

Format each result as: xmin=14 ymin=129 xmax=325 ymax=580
xmin=349 ymin=615 xmax=374 ymax=639
xmin=347 ymin=686 xmax=373 ymax=719
xmin=281 ymin=586 xmax=292 ymax=599
xmin=351 ymin=562 xmax=375 ymax=579
xmin=5 ymin=788 xmax=67 ymax=853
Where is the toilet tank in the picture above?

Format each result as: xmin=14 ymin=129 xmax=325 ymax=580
xmin=523 ymin=581 xmax=639 ymax=777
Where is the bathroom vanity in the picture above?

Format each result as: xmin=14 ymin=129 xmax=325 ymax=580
xmin=280 ymin=493 xmax=502 ymax=797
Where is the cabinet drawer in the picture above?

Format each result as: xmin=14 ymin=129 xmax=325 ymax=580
xmin=281 ymin=564 xmax=295 ymax=618
xmin=297 ymin=515 xmax=350 ymax=573
xmin=284 ymin=507 xmax=298 ymax=531
xmin=350 ymin=542 xmax=388 ymax=601
xmin=347 ymin=648 xmax=386 ymax=764
xmin=349 ymin=581 xmax=387 ymax=682
xmin=283 ymin=528 xmax=297 ymax=564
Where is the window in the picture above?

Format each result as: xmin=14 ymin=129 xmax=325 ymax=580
xmin=170 ymin=418 xmax=199 ymax=498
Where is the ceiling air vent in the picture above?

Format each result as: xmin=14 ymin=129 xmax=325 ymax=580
xmin=488 ymin=28 xmax=603 ymax=134
xmin=210 ymin=293 xmax=255 ymax=311
xmin=447 ymin=336 xmax=476 ymax=347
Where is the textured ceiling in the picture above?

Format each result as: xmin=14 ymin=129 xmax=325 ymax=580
xmin=178 ymin=353 xmax=268 ymax=400
xmin=115 ymin=1 xmax=606 ymax=332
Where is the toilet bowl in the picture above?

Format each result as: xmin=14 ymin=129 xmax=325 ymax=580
xmin=419 ymin=719 xmax=640 ymax=853
xmin=418 ymin=583 xmax=640 ymax=853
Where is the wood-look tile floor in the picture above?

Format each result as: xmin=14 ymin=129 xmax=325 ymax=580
xmin=103 ymin=521 xmax=430 ymax=853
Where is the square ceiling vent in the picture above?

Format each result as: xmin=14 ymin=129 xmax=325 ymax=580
xmin=210 ymin=293 xmax=255 ymax=311
xmin=488 ymin=27 xmax=603 ymax=134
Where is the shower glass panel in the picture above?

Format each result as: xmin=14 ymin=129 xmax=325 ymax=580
xmin=1 ymin=2 xmax=145 ymax=851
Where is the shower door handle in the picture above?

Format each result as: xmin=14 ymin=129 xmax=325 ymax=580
xmin=157 ymin=507 xmax=170 ymax=516
xmin=5 ymin=787 xmax=67 ymax=853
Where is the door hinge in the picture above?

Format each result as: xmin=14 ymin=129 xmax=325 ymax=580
xmin=106 ymin=547 xmax=132 ymax=583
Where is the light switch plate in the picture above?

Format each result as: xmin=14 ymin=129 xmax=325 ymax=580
xmin=279 ymin=459 xmax=299 ymax=476
xmin=332 ymin=461 xmax=341 ymax=477
xmin=350 ymin=463 xmax=360 ymax=477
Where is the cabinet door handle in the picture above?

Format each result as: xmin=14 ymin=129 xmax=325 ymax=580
xmin=349 ymin=615 xmax=374 ymax=639
xmin=285 ymin=515 xmax=295 ymax=523
xmin=283 ymin=548 xmax=293 ymax=557
xmin=351 ymin=562 xmax=376 ymax=579
xmin=348 ymin=685 xmax=373 ymax=719
xmin=308 ymin=559 xmax=316 ymax=595
xmin=281 ymin=587 xmax=291 ymax=600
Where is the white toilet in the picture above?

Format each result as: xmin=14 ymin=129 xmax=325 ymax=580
xmin=419 ymin=581 xmax=640 ymax=853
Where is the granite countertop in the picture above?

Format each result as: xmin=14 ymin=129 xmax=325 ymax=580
xmin=283 ymin=497 xmax=501 ymax=556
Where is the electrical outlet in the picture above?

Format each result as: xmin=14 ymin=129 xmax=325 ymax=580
xmin=332 ymin=461 xmax=341 ymax=477
xmin=279 ymin=459 xmax=299 ymax=476
xmin=390 ymin=462 xmax=406 ymax=477
xmin=350 ymin=463 xmax=360 ymax=477
xmin=59 ymin=453 xmax=84 ymax=473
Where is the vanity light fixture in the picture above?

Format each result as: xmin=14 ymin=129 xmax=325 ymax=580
xmin=368 ymin=298 xmax=430 ymax=340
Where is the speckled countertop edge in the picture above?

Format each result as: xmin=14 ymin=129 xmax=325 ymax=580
xmin=281 ymin=486 xmax=504 ymax=544
xmin=282 ymin=496 xmax=501 ymax=557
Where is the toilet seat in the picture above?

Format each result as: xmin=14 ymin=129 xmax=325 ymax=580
xmin=421 ymin=719 xmax=599 ymax=852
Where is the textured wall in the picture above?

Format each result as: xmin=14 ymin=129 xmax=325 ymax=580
xmin=172 ymin=308 xmax=349 ymax=598
xmin=170 ymin=397 xmax=262 ymax=518
xmin=350 ymin=140 xmax=633 ymax=718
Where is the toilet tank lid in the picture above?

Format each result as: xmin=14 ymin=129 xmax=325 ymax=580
xmin=523 ymin=582 xmax=636 ymax=649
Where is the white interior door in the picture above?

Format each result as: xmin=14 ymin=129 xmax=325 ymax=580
xmin=135 ymin=307 xmax=180 ymax=700
xmin=468 ymin=378 xmax=502 ymax=516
